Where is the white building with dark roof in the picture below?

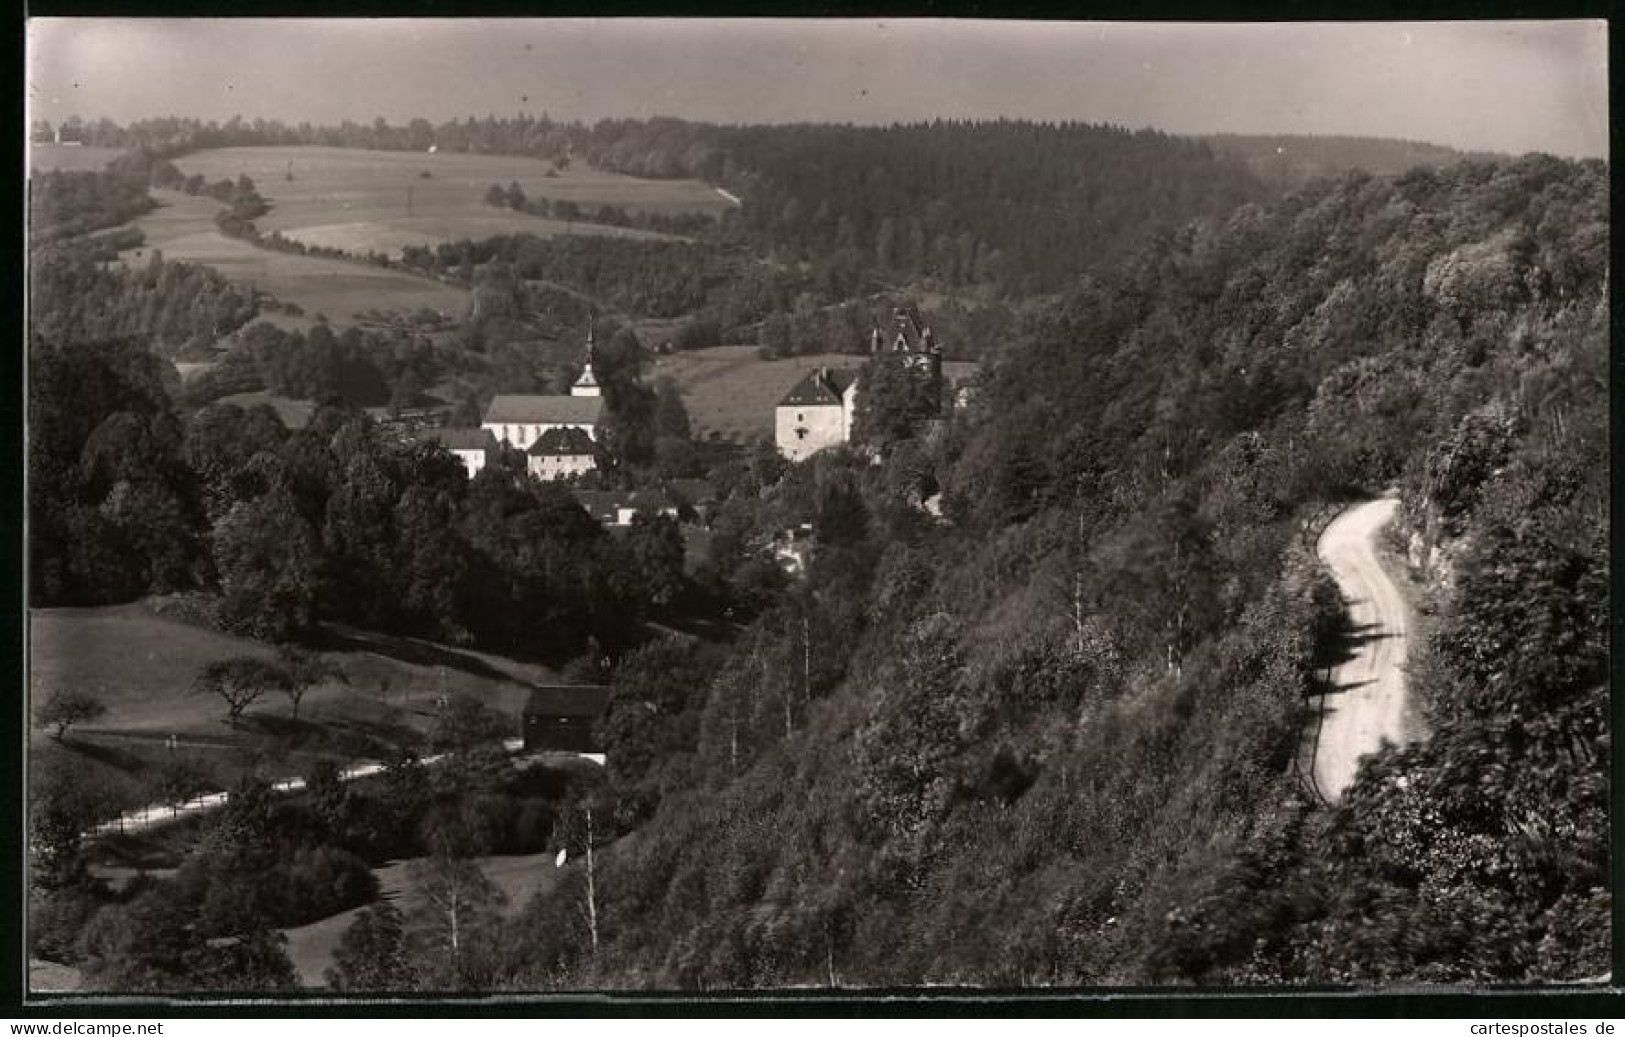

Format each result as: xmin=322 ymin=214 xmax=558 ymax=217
xmin=528 ymin=426 xmax=597 ymax=481
xmin=415 ymin=426 xmax=497 ymax=478
xmin=573 ymin=489 xmax=681 ymax=527
xmin=482 ymin=393 xmax=604 ymax=452
xmin=481 ymin=328 xmax=606 ymax=452
xmin=776 ymin=366 xmax=860 ymax=462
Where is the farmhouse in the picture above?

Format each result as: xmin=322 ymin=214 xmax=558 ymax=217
xmin=522 ymin=684 xmax=609 ymax=754
xmin=415 ymin=426 xmax=497 ymax=478
xmin=776 ymin=367 xmax=860 ymax=462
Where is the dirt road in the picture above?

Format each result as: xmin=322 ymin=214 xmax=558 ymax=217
xmin=1306 ymin=497 xmax=1423 ymax=802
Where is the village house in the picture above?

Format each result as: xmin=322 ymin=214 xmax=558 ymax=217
xmin=414 ymin=426 xmax=497 ymax=478
xmin=527 ymin=426 xmax=597 ymax=481
xmin=573 ymin=488 xmax=681 ymax=528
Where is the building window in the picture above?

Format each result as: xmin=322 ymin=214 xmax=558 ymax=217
xmin=796 ymin=428 xmax=808 ymax=440
xmin=798 ymin=412 xmax=804 ymax=422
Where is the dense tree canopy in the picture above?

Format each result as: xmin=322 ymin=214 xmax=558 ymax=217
xmin=479 ymin=153 xmax=1608 ymax=989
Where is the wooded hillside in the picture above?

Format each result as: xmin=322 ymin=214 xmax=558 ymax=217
xmin=485 ymin=153 xmax=1608 ymax=987
xmin=67 ymin=115 xmax=1273 ymax=294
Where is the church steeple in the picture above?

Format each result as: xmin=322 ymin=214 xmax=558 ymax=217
xmin=572 ymin=318 xmax=602 ymax=397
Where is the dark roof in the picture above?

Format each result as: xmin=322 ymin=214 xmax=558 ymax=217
xmin=779 ymin=367 xmax=858 ymax=408
xmin=528 ymin=426 xmax=597 ymax=456
xmin=416 ymin=427 xmax=495 ymax=451
xmin=483 ymin=394 xmax=603 ymax=426
xmin=523 ymin=685 xmax=609 ymax=717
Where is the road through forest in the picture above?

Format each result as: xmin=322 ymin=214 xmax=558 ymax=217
xmin=1306 ymin=497 xmax=1423 ymax=802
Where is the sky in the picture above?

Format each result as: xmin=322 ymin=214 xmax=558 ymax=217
xmin=26 ymin=18 xmax=1609 ymax=158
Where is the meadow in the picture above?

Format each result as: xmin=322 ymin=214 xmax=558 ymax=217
xmin=172 ymin=145 xmax=729 ymax=254
xmin=124 ymin=190 xmax=473 ymax=325
xmin=115 ymin=144 xmax=734 ymax=324
xmin=650 ymin=344 xmax=980 ymax=443
xmin=29 ymin=600 xmax=550 ymax=752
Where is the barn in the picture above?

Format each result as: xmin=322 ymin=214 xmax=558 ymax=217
xmin=522 ymin=685 xmax=610 ymax=753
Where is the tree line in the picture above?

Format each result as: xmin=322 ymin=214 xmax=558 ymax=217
xmin=59 ymin=113 xmax=1274 ymax=295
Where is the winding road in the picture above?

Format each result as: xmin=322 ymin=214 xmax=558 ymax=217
xmin=1304 ymin=497 xmax=1424 ymax=803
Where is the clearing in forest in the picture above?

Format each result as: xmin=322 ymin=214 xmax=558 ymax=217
xmin=650 ymin=344 xmax=979 ymax=443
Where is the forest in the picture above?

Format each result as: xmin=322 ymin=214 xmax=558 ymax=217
xmin=476 ymin=152 xmax=1605 ymax=988
xmin=45 ymin=113 xmax=1271 ymax=294
xmin=26 ymin=117 xmax=1609 ymax=991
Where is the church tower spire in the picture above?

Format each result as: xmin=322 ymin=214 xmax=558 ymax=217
xmin=572 ymin=317 xmax=602 ymax=397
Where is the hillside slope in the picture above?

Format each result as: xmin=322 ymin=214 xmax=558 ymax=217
xmin=492 ymin=153 xmax=1608 ymax=988
xmin=1306 ymin=498 xmax=1421 ymax=802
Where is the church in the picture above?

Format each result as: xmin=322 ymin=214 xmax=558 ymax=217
xmin=481 ymin=327 xmax=605 ymax=480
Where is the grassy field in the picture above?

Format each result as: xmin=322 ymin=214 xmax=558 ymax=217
xmin=122 ymin=190 xmax=472 ymax=325
xmin=29 ymin=601 xmax=550 ymax=744
xmin=28 ymin=144 xmax=127 ymax=175
xmin=280 ymin=850 xmax=560 ymax=986
xmin=173 ymin=146 xmax=727 ymax=255
xmin=650 ymin=345 xmax=981 ymax=443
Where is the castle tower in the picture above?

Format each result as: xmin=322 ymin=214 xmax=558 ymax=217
xmin=572 ymin=319 xmax=602 ymax=398
xmin=918 ymin=325 xmax=944 ymax=410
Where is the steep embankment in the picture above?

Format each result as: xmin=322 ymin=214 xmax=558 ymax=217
xmin=1307 ymin=498 xmax=1423 ymax=801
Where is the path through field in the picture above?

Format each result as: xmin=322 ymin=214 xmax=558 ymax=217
xmin=1304 ymin=497 xmax=1424 ymax=802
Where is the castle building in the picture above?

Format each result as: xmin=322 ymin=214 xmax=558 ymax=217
xmin=773 ymin=309 xmax=944 ymax=462
xmin=883 ymin=309 xmax=944 ymax=407
xmin=776 ymin=366 xmax=860 ymax=463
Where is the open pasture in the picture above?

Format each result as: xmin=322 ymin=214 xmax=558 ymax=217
xmin=29 ymin=601 xmax=549 ymax=743
xmin=650 ymin=344 xmax=979 ymax=443
xmin=171 ymin=145 xmax=728 ymax=253
xmin=122 ymin=190 xmax=471 ymax=324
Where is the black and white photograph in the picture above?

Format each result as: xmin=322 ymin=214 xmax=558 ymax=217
xmin=22 ymin=17 xmax=1609 ymax=999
